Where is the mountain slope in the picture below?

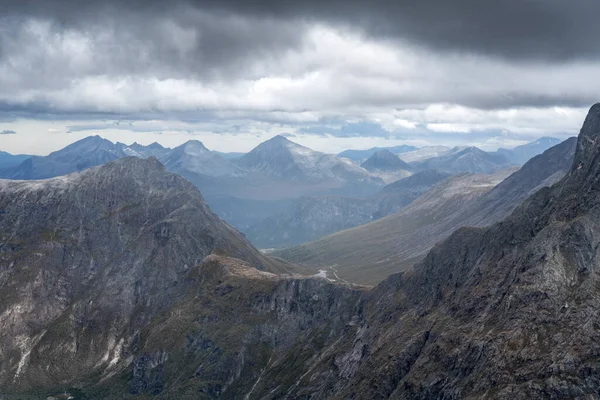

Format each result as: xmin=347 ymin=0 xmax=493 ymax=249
xmin=246 ymin=170 xmax=451 ymax=249
xmin=0 ymin=151 xmax=30 ymax=169
xmin=497 ymin=136 xmax=562 ymax=164
xmin=277 ymin=138 xmax=575 ymax=285
xmin=360 ymin=150 xmax=413 ymax=183
xmin=275 ymin=169 xmax=514 ymax=284
xmin=412 ymin=145 xmax=513 ymax=174
xmin=297 ymin=103 xmax=600 ymax=398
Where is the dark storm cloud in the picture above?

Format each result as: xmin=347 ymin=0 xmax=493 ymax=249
xmin=0 ymin=0 xmax=598 ymax=130
xmin=0 ymin=8 xmax=305 ymax=83
xmin=1 ymin=0 xmax=599 ymax=62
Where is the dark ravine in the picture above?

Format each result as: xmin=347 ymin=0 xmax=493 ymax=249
xmin=1 ymin=105 xmax=600 ymax=399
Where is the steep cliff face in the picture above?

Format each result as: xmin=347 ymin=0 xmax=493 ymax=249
xmin=114 ymin=255 xmax=363 ymax=399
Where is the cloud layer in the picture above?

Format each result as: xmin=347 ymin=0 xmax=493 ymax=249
xmin=0 ymin=0 xmax=598 ymax=152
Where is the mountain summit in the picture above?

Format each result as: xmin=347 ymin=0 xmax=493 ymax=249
xmin=237 ymin=135 xmax=307 ymax=178
xmin=237 ymin=135 xmax=380 ymax=184
xmin=162 ymin=140 xmax=244 ymax=178
xmin=361 ymin=149 xmax=412 ymax=172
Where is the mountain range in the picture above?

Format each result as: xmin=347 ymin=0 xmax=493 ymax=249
xmin=0 ymin=104 xmax=597 ymax=398
xmin=0 ymin=136 xmax=167 ymax=180
xmin=0 ymin=134 xmax=564 ymax=249
xmin=276 ymin=136 xmax=576 ymax=284
xmin=411 ymin=145 xmax=513 ymax=174
xmin=0 ymin=136 xmax=385 ymax=233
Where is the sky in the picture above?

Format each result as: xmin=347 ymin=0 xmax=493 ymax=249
xmin=0 ymin=0 xmax=598 ymax=155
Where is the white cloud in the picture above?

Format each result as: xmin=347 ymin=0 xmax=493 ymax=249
xmin=0 ymin=23 xmax=596 ymax=154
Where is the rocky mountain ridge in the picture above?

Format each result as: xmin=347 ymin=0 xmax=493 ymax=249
xmin=411 ymin=145 xmax=513 ymax=174
xmin=0 ymin=134 xmax=568 ymax=252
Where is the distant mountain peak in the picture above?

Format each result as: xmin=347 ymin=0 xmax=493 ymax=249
xmin=78 ymin=135 xmax=109 ymax=145
xmin=457 ymin=146 xmax=481 ymax=153
xmin=178 ymin=140 xmax=210 ymax=153
xmin=259 ymin=135 xmax=304 ymax=150
xmin=147 ymin=141 xmax=165 ymax=150
xmin=361 ymin=149 xmax=411 ymax=171
xmin=372 ymin=149 xmax=397 ymax=158
xmin=270 ymin=134 xmax=290 ymax=142
xmin=162 ymin=139 xmax=245 ymax=178
xmin=182 ymin=139 xmax=208 ymax=148
xmin=238 ymin=135 xmax=380 ymax=184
